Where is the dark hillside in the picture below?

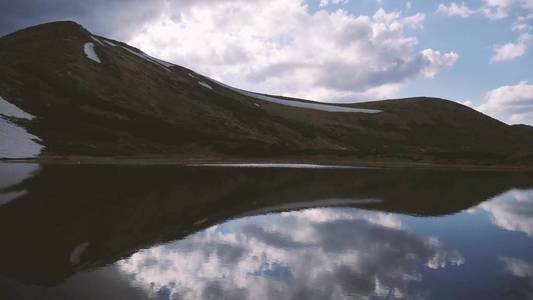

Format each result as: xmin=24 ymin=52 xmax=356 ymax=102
xmin=1 ymin=21 xmax=532 ymax=165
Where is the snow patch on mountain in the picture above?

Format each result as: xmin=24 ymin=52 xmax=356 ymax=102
xmin=146 ymin=55 xmax=174 ymax=68
xmin=0 ymin=96 xmax=42 ymax=159
xmin=90 ymin=36 xmax=105 ymax=46
xmin=0 ymin=96 xmax=34 ymax=120
xmin=83 ymin=42 xmax=101 ymax=63
xmin=121 ymin=46 xmax=172 ymax=71
xmin=198 ymin=81 xmax=212 ymax=90
xmin=239 ymin=90 xmax=383 ymax=113
xmin=103 ymin=40 xmax=117 ymax=47
xmin=210 ymin=79 xmax=383 ymax=113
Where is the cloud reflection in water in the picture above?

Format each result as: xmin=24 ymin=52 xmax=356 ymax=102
xmin=118 ymin=208 xmax=464 ymax=300
xmin=480 ymin=189 xmax=533 ymax=236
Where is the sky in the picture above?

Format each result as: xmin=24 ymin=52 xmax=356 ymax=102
xmin=0 ymin=0 xmax=532 ymax=125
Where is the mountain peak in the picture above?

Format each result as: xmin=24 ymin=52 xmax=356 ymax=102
xmin=1 ymin=20 xmax=88 ymax=40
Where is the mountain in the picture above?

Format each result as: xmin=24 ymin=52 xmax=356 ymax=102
xmin=1 ymin=21 xmax=533 ymax=166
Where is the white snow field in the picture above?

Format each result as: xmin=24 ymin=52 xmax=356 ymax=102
xmin=121 ymin=46 xmax=173 ymax=71
xmin=0 ymin=96 xmax=42 ymax=158
xmin=207 ymin=77 xmax=383 ymax=113
xmin=237 ymin=90 xmax=383 ymax=113
xmin=83 ymin=42 xmax=101 ymax=63
xmin=0 ymin=96 xmax=42 ymax=159
xmin=198 ymin=81 xmax=213 ymax=90
xmin=0 ymin=96 xmax=34 ymax=120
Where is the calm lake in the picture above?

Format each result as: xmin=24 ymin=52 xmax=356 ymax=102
xmin=1 ymin=163 xmax=533 ymax=299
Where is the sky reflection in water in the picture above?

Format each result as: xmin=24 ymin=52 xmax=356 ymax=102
xmin=1 ymin=164 xmax=533 ymax=299
xmin=118 ymin=189 xmax=533 ymax=300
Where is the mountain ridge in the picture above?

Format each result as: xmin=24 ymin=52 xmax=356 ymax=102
xmin=1 ymin=21 xmax=532 ymax=166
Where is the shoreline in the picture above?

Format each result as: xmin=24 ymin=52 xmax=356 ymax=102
xmin=1 ymin=155 xmax=532 ymax=171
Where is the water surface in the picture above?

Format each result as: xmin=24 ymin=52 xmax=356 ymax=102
xmin=0 ymin=163 xmax=532 ymax=299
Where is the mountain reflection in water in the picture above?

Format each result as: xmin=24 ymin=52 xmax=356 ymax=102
xmin=0 ymin=164 xmax=532 ymax=299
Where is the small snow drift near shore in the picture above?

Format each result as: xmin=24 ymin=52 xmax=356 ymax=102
xmin=0 ymin=97 xmax=34 ymax=120
xmin=0 ymin=96 xmax=42 ymax=159
xmin=83 ymin=42 xmax=101 ymax=63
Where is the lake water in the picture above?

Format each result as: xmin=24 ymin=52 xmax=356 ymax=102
xmin=0 ymin=163 xmax=533 ymax=299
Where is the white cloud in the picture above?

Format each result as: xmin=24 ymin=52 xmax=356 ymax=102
xmin=127 ymin=1 xmax=458 ymax=101
xmin=480 ymin=5 xmax=511 ymax=19
xmin=478 ymin=81 xmax=533 ymax=125
xmin=513 ymin=14 xmax=533 ymax=31
xmin=437 ymin=2 xmax=476 ymax=17
xmin=491 ymin=33 xmax=531 ymax=62
xmin=118 ymin=207 xmax=463 ymax=300
xmin=319 ymin=0 xmax=349 ymax=7
xmin=485 ymin=0 xmax=515 ymax=7
xmin=436 ymin=0 xmax=516 ymax=20
xmin=491 ymin=12 xmax=533 ymax=62
xmin=419 ymin=49 xmax=459 ymax=77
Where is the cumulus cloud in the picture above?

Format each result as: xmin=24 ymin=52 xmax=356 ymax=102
xmin=491 ymin=33 xmax=532 ymax=61
xmin=491 ymin=32 xmax=532 ymax=62
xmin=490 ymin=11 xmax=533 ymax=63
xmin=437 ymin=1 xmax=532 ymax=63
xmin=436 ymin=0 xmax=517 ymax=20
xmin=127 ymin=2 xmax=457 ymax=101
xmin=480 ymin=189 xmax=533 ymax=236
xmin=477 ymin=81 xmax=533 ymax=125
xmin=437 ymin=2 xmax=476 ymax=17
xmin=118 ymin=207 xmax=463 ymax=300
xmin=512 ymin=14 xmax=533 ymax=31
xmin=319 ymin=0 xmax=349 ymax=7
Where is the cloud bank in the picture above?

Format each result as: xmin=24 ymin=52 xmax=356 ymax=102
xmin=127 ymin=1 xmax=457 ymax=101
xmin=478 ymin=81 xmax=533 ymax=125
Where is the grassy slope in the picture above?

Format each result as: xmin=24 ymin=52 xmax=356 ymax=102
xmin=1 ymin=21 xmax=532 ymax=164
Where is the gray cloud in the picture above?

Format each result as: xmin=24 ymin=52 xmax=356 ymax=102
xmin=0 ymin=0 xmax=164 ymax=38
